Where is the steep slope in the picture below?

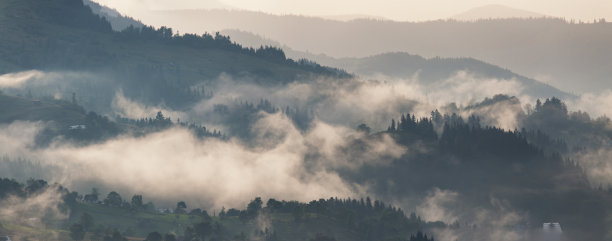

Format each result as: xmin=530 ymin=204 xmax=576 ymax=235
xmin=0 ymin=0 xmax=347 ymax=110
xmin=83 ymin=0 xmax=144 ymax=31
xmin=0 ymin=0 xmax=341 ymax=77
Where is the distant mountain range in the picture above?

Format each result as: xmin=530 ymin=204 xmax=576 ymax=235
xmin=451 ymin=4 xmax=547 ymax=21
xmin=144 ymin=0 xmax=234 ymax=11
xmin=317 ymin=14 xmax=389 ymax=22
xmin=76 ymin=2 xmax=570 ymax=100
xmin=125 ymin=8 xmax=612 ymax=93
xmin=220 ymin=29 xmax=570 ymax=99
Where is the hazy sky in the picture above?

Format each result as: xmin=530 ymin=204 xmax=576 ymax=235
xmin=93 ymin=0 xmax=611 ymax=22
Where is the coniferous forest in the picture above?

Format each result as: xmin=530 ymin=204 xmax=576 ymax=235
xmin=1 ymin=0 xmax=612 ymax=241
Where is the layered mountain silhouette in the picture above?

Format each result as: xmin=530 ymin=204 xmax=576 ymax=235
xmin=220 ymin=29 xmax=570 ymax=99
xmin=451 ymin=4 xmax=547 ymax=21
xmin=127 ymin=8 xmax=612 ymax=93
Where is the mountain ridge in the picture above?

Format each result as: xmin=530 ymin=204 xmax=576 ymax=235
xmin=130 ymin=8 xmax=612 ymax=93
xmin=0 ymin=0 xmax=349 ymax=111
xmin=451 ymin=4 xmax=547 ymax=21
xmin=220 ymin=29 xmax=571 ymax=99
xmin=83 ymin=0 xmax=145 ymax=31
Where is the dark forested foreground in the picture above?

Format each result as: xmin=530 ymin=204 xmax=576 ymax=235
xmin=0 ymin=178 xmax=438 ymax=241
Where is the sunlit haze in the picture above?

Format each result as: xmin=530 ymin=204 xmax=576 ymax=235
xmin=93 ymin=0 xmax=611 ymax=21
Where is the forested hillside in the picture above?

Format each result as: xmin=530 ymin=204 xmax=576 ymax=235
xmin=0 ymin=0 xmax=347 ymax=111
xmin=0 ymin=178 xmax=439 ymax=241
xmin=1 ymin=1 xmax=611 ymax=241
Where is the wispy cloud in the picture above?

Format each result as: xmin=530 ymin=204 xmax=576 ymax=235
xmin=112 ymin=90 xmax=188 ymax=121
xmin=0 ymin=114 xmax=405 ymax=209
xmin=0 ymin=70 xmax=46 ymax=88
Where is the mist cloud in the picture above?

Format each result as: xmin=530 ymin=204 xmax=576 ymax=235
xmin=112 ymin=90 xmax=188 ymax=121
xmin=463 ymin=95 xmax=527 ymax=130
xmin=0 ymin=188 xmax=67 ymax=229
xmin=0 ymin=70 xmax=99 ymax=90
xmin=0 ymin=121 xmax=44 ymax=158
xmin=572 ymin=147 xmax=612 ymax=188
xmin=1 ymin=69 xmax=536 ymax=134
xmin=417 ymin=189 xmax=529 ymax=241
xmin=0 ymin=113 xmax=405 ymax=210
xmin=569 ymin=90 xmax=612 ymax=119
xmin=189 ymin=71 xmax=531 ymax=133
xmin=417 ymin=188 xmax=459 ymax=224
xmin=2 ymin=68 xmax=611 ymax=240
xmin=317 ymin=71 xmax=529 ymax=130
xmin=0 ymin=70 xmax=46 ymax=88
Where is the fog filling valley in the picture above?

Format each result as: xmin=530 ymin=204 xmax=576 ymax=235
xmin=1 ymin=69 xmax=612 ymax=240
xmin=3 ymin=0 xmax=612 ymax=239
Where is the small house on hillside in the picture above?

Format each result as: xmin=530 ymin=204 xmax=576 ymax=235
xmin=542 ymin=222 xmax=563 ymax=241
xmin=69 ymin=125 xmax=86 ymax=130
xmin=158 ymin=208 xmax=174 ymax=214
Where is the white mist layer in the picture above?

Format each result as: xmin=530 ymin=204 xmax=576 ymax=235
xmin=0 ymin=188 xmax=67 ymax=229
xmin=112 ymin=90 xmax=188 ymax=121
xmin=417 ymin=188 xmax=529 ymax=241
xmin=0 ymin=70 xmax=97 ymax=89
xmin=569 ymin=90 xmax=612 ymax=118
xmin=188 ymin=72 xmax=530 ymax=132
xmin=0 ymin=114 xmax=404 ymax=209
xmin=0 ymin=70 xmax=46 ymax=88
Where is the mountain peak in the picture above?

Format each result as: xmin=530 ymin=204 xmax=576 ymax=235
xmin=451 ymin=4 xmax=547 ymax=21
